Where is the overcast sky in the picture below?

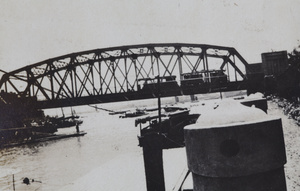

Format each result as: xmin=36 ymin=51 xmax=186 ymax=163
xmin=0 ymin=0 xmax=299 ymax=72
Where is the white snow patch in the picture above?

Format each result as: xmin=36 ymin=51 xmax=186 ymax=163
xmin=186 ymin=99 xmax=274 ymax=129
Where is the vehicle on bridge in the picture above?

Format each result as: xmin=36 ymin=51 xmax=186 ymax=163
xmin=137 ymin=76 xmax=181 ymax=97
xmin=180 ymin=70 xmax=228 ymax=95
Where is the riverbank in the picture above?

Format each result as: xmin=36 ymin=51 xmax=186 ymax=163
xmin=267 ymin=100 xmax=300 ymax=191
xmin=267 ymin=95 xmax=300 ymax=126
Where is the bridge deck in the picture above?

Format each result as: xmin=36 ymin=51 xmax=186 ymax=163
xmin=37 ymin=81 xmax=247 ymax=109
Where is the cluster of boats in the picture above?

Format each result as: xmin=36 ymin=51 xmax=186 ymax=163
xmin=0 ymin=113 xmax=83 ymax=147
xmin=109 ymin=103 xmax=200 ymax=149
xmin=110 ymin=105 xmax=187 ymax=119
xmin=0 ymin=92 xmax=83 ymax=148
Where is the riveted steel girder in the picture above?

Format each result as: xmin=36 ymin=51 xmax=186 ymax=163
xmin=0 ymin=43 xmax=251 ymax=108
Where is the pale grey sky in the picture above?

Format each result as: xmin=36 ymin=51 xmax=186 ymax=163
xmin=1 ymin=0 xmax=299 ymax=72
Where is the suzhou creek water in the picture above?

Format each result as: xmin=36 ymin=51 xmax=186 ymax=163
xmin=0 ymin=93 xmax=299 ymax=191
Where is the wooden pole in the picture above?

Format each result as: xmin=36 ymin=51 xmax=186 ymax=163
xmin=157 ymin=76 xmax=162 ymax=134
xmin=13 ymin=174 xmax=15 ymax=191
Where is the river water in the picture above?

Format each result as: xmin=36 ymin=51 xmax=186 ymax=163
xmin=0 ymin=94 xmax=299 ymax=191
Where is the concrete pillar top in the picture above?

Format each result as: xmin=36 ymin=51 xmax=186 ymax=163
xmin=185 ymin=99 xmax=273 ymax=129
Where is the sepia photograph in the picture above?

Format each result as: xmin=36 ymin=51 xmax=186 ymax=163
xmin=0 ymin=0 xmax=299 ymax=190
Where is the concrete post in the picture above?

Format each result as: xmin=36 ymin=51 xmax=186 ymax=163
xmin=184 ymin=101 xmax=287 ymax=191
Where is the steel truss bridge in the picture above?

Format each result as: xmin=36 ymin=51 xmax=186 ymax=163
xmin=0 ymin=43 xmax=254 ymax=109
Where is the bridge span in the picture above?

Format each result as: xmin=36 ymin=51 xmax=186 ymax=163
xmin=0 ymin=43 xmax=256 ymax=109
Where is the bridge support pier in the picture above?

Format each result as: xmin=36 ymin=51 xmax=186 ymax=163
xmin=142 ymin=134 xmax=165 ymax=191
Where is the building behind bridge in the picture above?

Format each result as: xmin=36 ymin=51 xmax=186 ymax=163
xmin=257 ymin=50 xmax=300 ymax=99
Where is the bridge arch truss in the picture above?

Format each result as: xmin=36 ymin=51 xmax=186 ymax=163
xmin=0 ymin=43 xmax=252 ymax=108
